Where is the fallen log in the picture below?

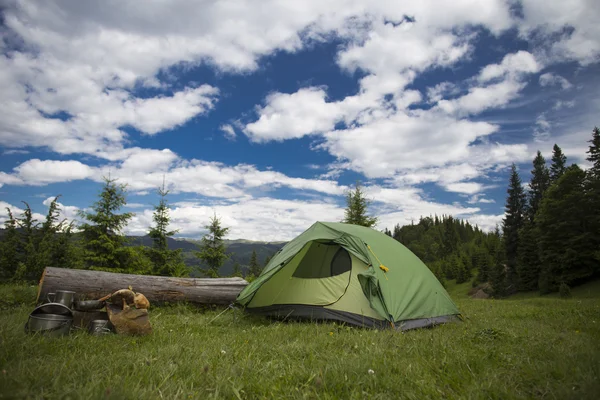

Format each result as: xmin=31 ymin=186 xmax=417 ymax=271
xmin=37 ymin=267 xmax=248 ymax=306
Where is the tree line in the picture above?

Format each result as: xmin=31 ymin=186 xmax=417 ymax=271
xmin=498 ymin=127 xmax=600 ymax=296
xmin=0 ymin=177 xmax=273 ymax=282
xmin=2 ymin=127 xmax=598 ymax=291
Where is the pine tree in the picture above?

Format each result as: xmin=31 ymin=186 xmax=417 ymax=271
xmin=502 ymin=164 xmax=526 ymax=291
xmin=536 ymin=165 xmax=596 ymax=292
xmin=516 ymin=221 xmax=539 ymax=291
xmin=263 ymin=254 xmax=273 ymax=267
xmin=455 ymin=255 xmax=469 ymax=284
xmin=489 ymin=246 xmax=507 ymax=297
xmin=35 ymin=196 xmax=68 ymax=275
xmin=231 ymin=262 xmax=243 ymax=278
xmin=474 ymin=247 xmax=490 ymax=283
xmin=0 ymin=208 xmax=21 ymax=280
xmin=15 ymin=202 xmax=40 ymax=281
xmin=516 ymin=151 xmax=549 ymax=291
xmin=549 ymin=144 xmax=567 ymax=183
xmin=392 ymin=223 xmax=402 ymax=242
xmin=78 ymin=176 xmax=134 ymax=272
xmin=52 ymin=221 xmax=81 ymax=270
xmin=587 ymin=127 xmax=600 ymax=174
xmin=147 ymin=183 xmax=188 ymax=276
xmin=196 ymin=214 xmax=229 ymax=278
xmin=383 ymin=227 xmax=392 ymax=237
xmin=584 ymin=127 xmax=600 ymax=267
xmin=528 ymin=151 xmax=550 ymax=221
xmin=248 ymin=250 xmax=261 ymax=277
xmin=342 ymin=181 xmax=378 ymax=227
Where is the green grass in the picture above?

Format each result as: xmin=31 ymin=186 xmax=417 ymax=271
xmin=1 ymin=282 xmax=599 ymax=399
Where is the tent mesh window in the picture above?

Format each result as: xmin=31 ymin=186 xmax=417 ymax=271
xmin=292 ymin=242 xmax=352 ymax=279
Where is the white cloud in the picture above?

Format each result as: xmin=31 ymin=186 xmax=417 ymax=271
xmin=0 ymin=201 xmax=46 ymax=226
xmin=478 ymin=51 xmax=540 ymax=83
xmin=3 ymin=149 xmax=30 ymax=155
xmin=11 ymin=159 xmax=96 ymax=185
xmin=437 ymin=80 xmax=526 ymax=116
xmin=245 ymin=87 xmax=344 ymax=142
xmin=220 ymin=124 xmax=237 ymax=141
xmin=553 ymin=100 xmax=575 ymax=110
xmin=437 ymin=51 xmax=540 ymax=117
xmin=465 ymin=213 xmax=503 ymax=232
xmin=321 ymin=109 xmax=497 ymax=177
xmin=125 ymin=197 xmax=346 ymax=241
xmin=539 ymin=73 xmax=573 ymax=90
xmin=519 ymin=0 xmax=600 ymax=65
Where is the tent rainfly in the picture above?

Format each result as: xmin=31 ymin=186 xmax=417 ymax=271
xmin=236 ymin=222 xmax=460 ymax=330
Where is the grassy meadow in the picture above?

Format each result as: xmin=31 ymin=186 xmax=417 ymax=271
xmin=1 ymin=279 xmax=599 ymax=399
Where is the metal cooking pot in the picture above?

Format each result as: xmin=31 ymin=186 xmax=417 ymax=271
xmin=88 ymin=319 xmax=113 ymax=335
xmin=25 ymin=314 xmax=73 ymax=337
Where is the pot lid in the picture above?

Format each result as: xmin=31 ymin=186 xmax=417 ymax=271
xmin=31 ymin=302 xmax=73 ymax=316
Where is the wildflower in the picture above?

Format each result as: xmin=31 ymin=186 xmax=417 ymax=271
xmin=575 ymin=330 xmax=580 ymax=334
xmin=221 ymin=350 xmax=227 ymax=355
xmin=328 ymin=331 xmax=334 ymax=336
xmin=368 ymin=369 xmax=375 ymax=375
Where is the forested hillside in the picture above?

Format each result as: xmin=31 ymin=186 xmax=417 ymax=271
xmin=385 ymin=127 xmax=600 ymax=297
xmin=385 ymin=216 xmax=500 ymax=286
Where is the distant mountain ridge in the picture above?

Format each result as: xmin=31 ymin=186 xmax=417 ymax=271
xmin=126 ymin=235 xmax=285 ymax=276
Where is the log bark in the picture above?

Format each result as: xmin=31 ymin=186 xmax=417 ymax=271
xmin=37 ymin=267 xmax=248 ymax=306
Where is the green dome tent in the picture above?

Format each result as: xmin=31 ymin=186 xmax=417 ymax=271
xmin=236 ymin=222 xmax=460 ymax=330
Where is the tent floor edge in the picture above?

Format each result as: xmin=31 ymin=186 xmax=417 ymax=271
xmin=396 ymin=314 xmax=461 ymax=331
xmin=246 ymin=304 xmax=388 ymax=329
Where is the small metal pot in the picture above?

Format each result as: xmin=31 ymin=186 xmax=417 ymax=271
xmin=74 ymin=300 xmax=105 ymax=311
xmin=88 ymin=319 xmax=113 ymax=336
xmin=52 ymin=290 xmax=76 ymax=309
xmin=25 ymin=314 xmax=72 ymax=337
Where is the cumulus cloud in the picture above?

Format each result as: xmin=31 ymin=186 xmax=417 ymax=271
xmin=11 ymin=159 xmax=96 ymax=185
xmin=245 ymin=87 xmax=344 ymax=142
xmin=539 ymin=73 xmax=573 ymax=89
xmin=220 ymin=124 xmax=237 ymax=141
xmin=519 ymin=0 xmax=600 ymax=65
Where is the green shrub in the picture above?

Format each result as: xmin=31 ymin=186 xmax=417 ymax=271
xmin=559 ymin=282 xmax=572 ymax=298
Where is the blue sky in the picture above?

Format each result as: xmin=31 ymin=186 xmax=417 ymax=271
xmin=1 ymin=0 xmax=599 ymax=240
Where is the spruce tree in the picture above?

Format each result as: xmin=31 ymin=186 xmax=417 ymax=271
xmin=549 ymin=144 xmax=567 ymax=183
xmin=35 ymin=196 xmax=68 ymax=275
xmin=342 ymin=181 xmax=378 ymax=227
xmin=195 ymin=214 xmax=229 ymax=278
xmin=78 ymin=176 xmax=134 ymax=271
xmin=231 ymin=262 xmax=243 ymax=278
xmin=15 ymin=202 xmax=40 ymax=281
xmin=0 ymin=208 xmax=21 ymax=280
xmin=516 ymin=151 xmax=549 ymax=291
xmin=516 ymin=221 xmax=539 ymax=291
xmin=489 ymin=245 xmax=507 ymax=297
xmin=248 ymin=250 xmax=261 ymax=277
xmin=528 ymin=151 xmax=550 ymax=220
xmin=148 ymin=183 xmax=188 ymax=276
xmin=536 ymin=165 xmax=596 ymax=292
xmin=584 ymin=127 xmax=600 ymax=266
xmin=502 ymin=164 xmax=526 ymax=291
